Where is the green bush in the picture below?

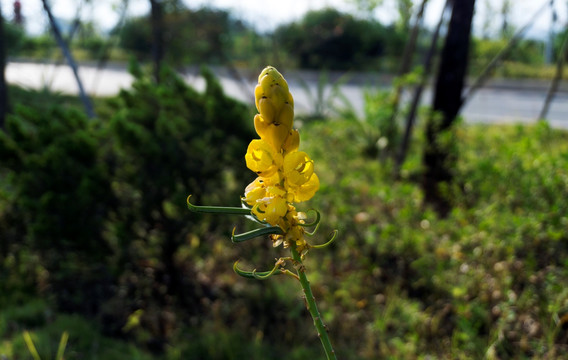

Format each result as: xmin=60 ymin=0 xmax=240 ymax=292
xmin=3 ymin=22 xmax=26 ymax=56
xmin=118 ymin=8 xmax=244 ymax=65
xmin=274 ymin=8 xmax=389 ymax=70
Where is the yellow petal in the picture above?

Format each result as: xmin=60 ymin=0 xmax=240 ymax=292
xmin=283 ymin=151 xmax=314 ymax=187
xmin=282 ymin=129 xmax=300 ymax=153
xmin=277 ymin=103 xmax=294 ymax=128
xmin=254 ymin=85 xmax=264 ymax=110
xmin=252 ymin=195 xmax=288 ymax=225
xmin=255 ymin=115 xmax=290 ymax=151
xmin=243 ymin=178 xmax=266 ymax=206
xmin=292 ymin=173 xmax=320 ymax=203
xmin=245 ymin=139 xmax=282 ymax=176
xmin=258 ymin=98 xmax=276 ymax=123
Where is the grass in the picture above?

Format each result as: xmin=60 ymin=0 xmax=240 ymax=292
xmin=299 ymin=118 xmax=568 ymax=358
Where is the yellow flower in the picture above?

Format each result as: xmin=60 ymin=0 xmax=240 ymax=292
xmin=281 ymin=151 xmax=320 ymax=203
xmin=290 ymin=173 xmax=320 ymax=203
xmin=252 ymin=195 xmax=288 ymax=225
xmin=283 ymin=151 xmax=315 ymax=187
xmin=282 ymin=129 xmax=300 ymax=154
xmin=243 ymin=178 xmax=266 ymax=206
xmin=254 ymin=114 xmax=291 ymax=151
xmin=245 ymin=139 xmax=282 ymax=177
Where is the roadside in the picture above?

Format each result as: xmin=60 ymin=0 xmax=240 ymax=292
xmin=6 ymin=60 xmax=568 ymax=128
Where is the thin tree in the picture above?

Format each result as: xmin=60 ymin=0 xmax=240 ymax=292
xmin=382 ymin=0 xmax=427 ymax=160
xmin=0 ymin=5 xmax=8 ymax=129
xmin=422 ymin=0 xmax=475 ymax=215
xmin=149 ymin=0 xmax=164 ymax=84
xmin=389 ymin=0 xmax=428 ymax=108
xmin=538 ymin=23 xmax=568 ymax=120
xmin=90 ymin=0 xmax=130 ymax=95
xmin=42 ymin=0 xmax=95 ymax=118
xmin=395 ymin=0 xmax=451 ymax=176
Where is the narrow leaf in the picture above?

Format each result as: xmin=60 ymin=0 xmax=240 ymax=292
xmin=231 ymin=226 xmax=283 ymax=243
xmin=233 ymin=260 xmax=283 ymax=280
xmin=310 ymin=230 xmax=338 ymax=249
xmin=187 ymin=195 xmax=252 ymax=215
xmin=56 ymin=331 xmax=69 ymax=360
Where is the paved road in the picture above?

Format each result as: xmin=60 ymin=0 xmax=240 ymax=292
xmin=6 ymin=61 xmax=568 ymax=129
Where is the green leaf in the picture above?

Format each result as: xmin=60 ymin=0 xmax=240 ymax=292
xmin=233 ymin=260 xmax=284 ymax=280
xmin=187 ymin=195 xmax=252 ymax=216
xmin=231 ymin=226 xmax=283 ymax=243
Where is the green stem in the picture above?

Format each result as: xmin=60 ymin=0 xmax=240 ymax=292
xmin=291 ymin=247 xmax=337 ymax=360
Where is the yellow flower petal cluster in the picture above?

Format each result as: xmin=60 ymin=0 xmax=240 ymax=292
xmin=244 ymin=66 xmax=319 ymax=251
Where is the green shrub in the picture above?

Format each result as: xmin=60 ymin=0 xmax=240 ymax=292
xmin=274 ymin=8 xmax=389 ymax=70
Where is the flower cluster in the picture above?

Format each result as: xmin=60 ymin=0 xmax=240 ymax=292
xmin=243 ymin=66 xmax=319 ymax=252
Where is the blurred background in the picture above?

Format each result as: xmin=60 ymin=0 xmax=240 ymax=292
xmin=1 ymin=0 xmax=568 ymax=359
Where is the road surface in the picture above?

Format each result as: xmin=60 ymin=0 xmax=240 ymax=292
xmin=6 ymin=61 xmax=568 ymax=129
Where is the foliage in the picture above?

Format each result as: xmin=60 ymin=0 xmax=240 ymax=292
xmin=470 ymin=37 xmax=546 ymax=76
xmin=274 ymin=8 xmax=389 ymax=70
xmin=2 ymin=73 xmax=568 ymax=358
xmin=0 ymin=103 xmax=114 ymax=314
xmin=1 ymin=311 xmax=152 ymax=359
xmin=0 ymin=65 xmax=257 ymax=353
xmin=118 ymin=7 xmax=245 ymax=66
xmin=300 ymin=118 xmax=568 ymax=358
xmin=3 ymin=22 xmax=26 ymax=56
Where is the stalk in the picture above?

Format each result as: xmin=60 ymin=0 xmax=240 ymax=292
xmin=291 ymin=247 xmax=337 ymax=360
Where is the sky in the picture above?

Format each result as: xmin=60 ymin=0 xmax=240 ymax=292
xmin=1 ymin=0 xmax=567 ymax=39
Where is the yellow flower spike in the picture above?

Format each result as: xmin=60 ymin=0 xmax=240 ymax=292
xmin=188 ymin=65 xmax=337 ymax=360
xmin=245 ymin=139 xmax=282 ymax=177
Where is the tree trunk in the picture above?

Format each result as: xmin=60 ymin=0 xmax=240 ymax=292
xmin=149 ymin=0 xmax=164 ymax=84
xmin=422 ymin=0 xmax=475 ymax=215
xmin=0 ymin=5 xmax=8 ymax=129
xmin=42 ymin=0 xmax=95 ymax=119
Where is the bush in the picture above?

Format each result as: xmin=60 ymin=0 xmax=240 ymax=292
xmin=118 ymin=7 xmax=245 ymax=66
xmin=274 ymin=8 xmax=389 ymax=70
xmin=3 ymin=22 xmax=25 ymax=56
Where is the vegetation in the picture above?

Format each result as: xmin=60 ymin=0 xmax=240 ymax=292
xmin=1 ymin=64 xmax=567 ymax=357
xmin=2 ymin=2 xmax=568 ymax=358
xmin=274 ymin=8 xmax=396 ymax=70
xmin=5 ymin=5 xmax=565 ymax=78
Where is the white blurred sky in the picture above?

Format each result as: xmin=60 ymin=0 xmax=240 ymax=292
xmin=1 ymin=0 xmax=567 ymax=39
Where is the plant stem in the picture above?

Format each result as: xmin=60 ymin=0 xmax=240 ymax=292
xmin=291 ymin=247 xmax=337 ymax=360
